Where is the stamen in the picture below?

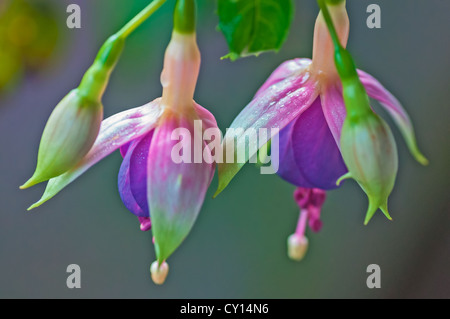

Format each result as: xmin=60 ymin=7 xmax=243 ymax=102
xmin=308 ymin=188 xmax=326 ymax=232
xmin=138 ymin=217 xmax=151 ymax=231
xmin=293 ymin=187 xmax=311 ymax=208
xmin=308 ymin=218 xmax=323 ymax=233
xmin=287 ymin=234 xmax=308 ymax=261
xmin=288 ymin=187 xmax=327 ymax=260
xmin=295 ymin=208 xmax=309 ymax=239
xmin=150 ymin=260 xmax=169 ymax=285
xmin=287 ymin=208 xmax=309 ymax=261
xmin=308 ymin=206 xmax=323 ymax=233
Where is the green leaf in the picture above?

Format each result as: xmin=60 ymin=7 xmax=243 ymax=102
xmin=217 ymin=0 xmax=294 ymax=60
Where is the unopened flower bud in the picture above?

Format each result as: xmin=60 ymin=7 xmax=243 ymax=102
xmin=21 ymin=89 xmax=103 ymax=188
xmin=21 ymin=35 xmax=124 ymax=189
xmin=287 ymin=234 xmax=308 ymax=261
xmin=339 ymin=112 xmax=398 ymax=224
xmin=150 ymin=260 xmax=169 ymax=285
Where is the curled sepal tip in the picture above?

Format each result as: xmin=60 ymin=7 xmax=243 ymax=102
xmin=150 ymin=260 xmax=169 ymax=285
xmin=357 ymin=70 xmax=429 ymax=166
xmin=364 ymin=198 xmax=392 ymax=225
xmin=336 ymin=172 xmax=351 ymax=186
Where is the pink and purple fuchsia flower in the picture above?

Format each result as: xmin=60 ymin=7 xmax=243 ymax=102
xmin=217 ymin=1 xmax=427 ymax=260
xmin=24 ymin=2 xmax=217 ymax=284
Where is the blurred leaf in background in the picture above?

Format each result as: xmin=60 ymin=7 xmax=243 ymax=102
xmin=0 ymin=0 xmax=60 ymax=93
xmin=217 ymin=0 xmax=293 ymax=60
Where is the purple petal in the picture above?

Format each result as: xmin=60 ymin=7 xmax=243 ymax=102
xmin=217 ymin=67 xmax=319 ymax=195
xmin=147 ymin=113 xmax=214 ymax=262
xmin=118 ymin=139 xmax=146 ymax=217
xmin=28 ymin=99 xmax=163 ymax=210
xmin=118 ymin=130 xmax=155 ymax=218
xmin=277 ymin=120 xmax=312 ymax=187
xmin=120 ymin=142 xmax=131 ymax=158
xmin=129 ymin=131 xmax=154 ymax=215
xmin=277 ymin=99 xmax=347 ymax=190
xmin=358 ymin=70 xmax=428 ymax=165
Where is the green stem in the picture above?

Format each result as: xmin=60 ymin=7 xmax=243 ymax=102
xmin=116 ymin=0 xmax=168 ymax=39
xmin=316 ymin=0 xmax=371 ymax=118
xmin=79 ymin=0 xmax=167 ymax=101
xmin=326 ymin=0 xmax=346 ymax=6
xmin=173 ymin=0 xmax=196 ymax=34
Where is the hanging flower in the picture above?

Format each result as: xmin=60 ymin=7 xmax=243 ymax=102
xmin=216 ymin=1 xmax=427 ymax=259
xmin=26 ymin=0 xmax=218 ymax=284
xmin=20 ymin=0 xmax=169 ymax=188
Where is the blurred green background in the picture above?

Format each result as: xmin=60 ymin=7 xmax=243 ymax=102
xmin=0 ymin=0 xmax=449 ymax=298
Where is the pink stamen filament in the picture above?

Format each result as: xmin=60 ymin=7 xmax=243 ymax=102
xmin=295 ymin=209 xmax=309 ymax=238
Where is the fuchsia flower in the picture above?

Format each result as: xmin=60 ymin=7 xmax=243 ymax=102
xmin=28 ymin=27 xmax=217 ymax=282
xmin=217 ymin=2 xmax=427 ymax=259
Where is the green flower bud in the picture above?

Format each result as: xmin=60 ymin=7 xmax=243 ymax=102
xmin=21 ymin=89 xmax=103 ymax=188
xmin=21 ymin=35 xmax=124 ymax=189
xmin=338 ymin=112 xmax=398 ymax=224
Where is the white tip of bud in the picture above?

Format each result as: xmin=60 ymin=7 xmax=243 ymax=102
xmin=150 ymin=260 xmax=169 ymax=285
xmin=287 ymin=234 xmax=308 ymax=261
